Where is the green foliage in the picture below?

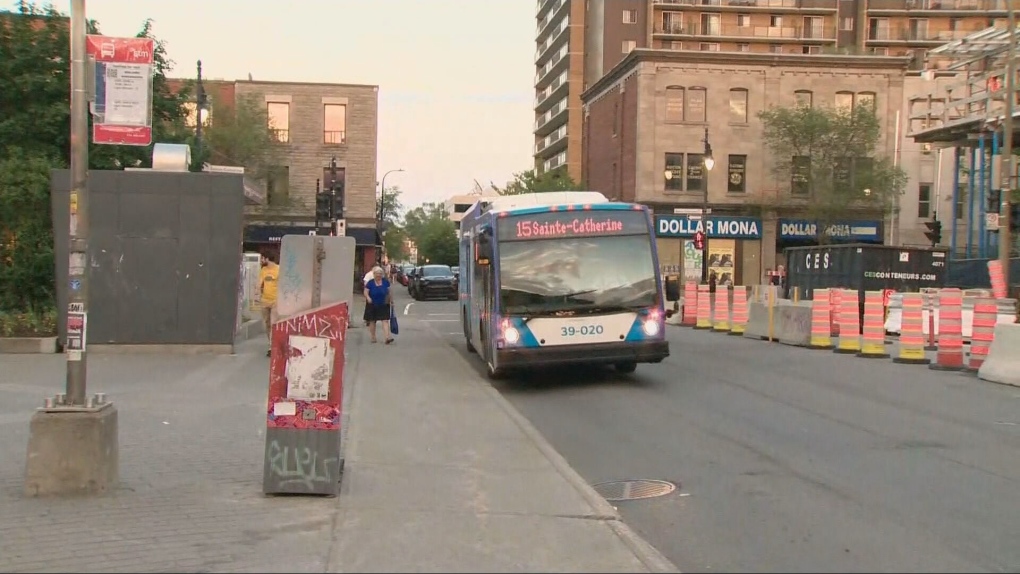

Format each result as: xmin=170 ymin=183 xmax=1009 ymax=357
xmin=379 ymin=185 xmax=403 ymax=228
xmin=198 ymin=93 xmax=281 ymax=180
xmin=0 ymin=306 xmax=57 ymax=337
xmin=0 ymin=149 xmax=55 ymax=312
xmin=402 ymin=202 xmax=448 ymax=244
xmin=383 ymin=226 xmax=408 ymax=262
xmin=490 ymin=168 xmax=585 ymax=196
xmin=416 ymin=217 xmax=458 ymax=266
xmin=757 ymin=103 xmax=907 ymax=240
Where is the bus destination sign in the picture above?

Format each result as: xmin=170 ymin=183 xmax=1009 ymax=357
xmin=499 ymin=210 xmax=648 ymax=241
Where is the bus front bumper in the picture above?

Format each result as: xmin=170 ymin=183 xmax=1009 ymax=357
xmin=497 ymin=340 xmax=669 ymax=368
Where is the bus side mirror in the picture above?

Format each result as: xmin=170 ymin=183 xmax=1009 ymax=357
xmin=476 ymin=233 xmax=493 ymax=265
xmin=664 ymin=275 xmax=681 ymax=302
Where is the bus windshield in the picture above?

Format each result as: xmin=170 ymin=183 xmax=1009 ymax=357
xmin=498 ymin=234 xmax=657 ymax=315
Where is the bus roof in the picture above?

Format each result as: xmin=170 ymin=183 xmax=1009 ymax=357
xmin=485 ymin=191 xmax=608 ymax=214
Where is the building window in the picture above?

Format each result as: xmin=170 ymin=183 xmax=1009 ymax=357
xmin=622 ymin=40 xmax=637 ymax=53
xmin=795 ymin=90 xmax=813 ymax=107
xmin=956 ymin=184 xmax=966 ymax=220
xmin=686 ymin=153 xmax=704 ymax=192
xmin=700 ymin=13 xmax=720 ymax=35
xmin=869 ymin=18 xmax=890 ymax=41
xmin=857 ymin=91 xmax=877 ymax=111
xmin=623 ymin=8 xmax=638 ymax=23
xmin=737 ymin=43 xmax=750 ymax=52
xmin=802 ymin=46 xmax=821 ymax=54
xmin=803 ymin=16 xmax=824 ymax=39
xmin=737 ymin=14 xmax=751 ymax=27
xmin=770 ymin=15 xmax=783 ymax=27
xmin=791 ymin=156 xmax=810 ymax=195
xmin=729 ymin=88 xmax=748 ymax=123
xmin=700 ymin=43 xmax=720 ymax=51
xmin=666 ymin=86 xmax=685 ymax=123
xmin=769 ymin=44 xmax=783 ymax=53
xmin=728 ymin=155 xmax=747 ymax=193
xmin=918 ymin=183 xmax=932 ymax=218
xmin=324 ymin=104 xmax=347 ymax=144
xmin=835 ymin=91 xmax=854 ymax=110
xmin=613 ymin=101 xmax=619 ymax=136
xmin=686 ymin=87 xmax=707 ymax=123
xmin=267 ymin=102 xmax=290 ymax=143
xmin=266 ymin=166 xmax=290 ymax=206
xmin=840 ymin=17 xmax=854 ymax=31
xmin=665 ymin=153 xmax=684 ymax=191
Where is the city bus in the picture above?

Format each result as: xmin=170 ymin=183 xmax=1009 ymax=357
xmin=458 ymin=191 xmax=672 ymax=379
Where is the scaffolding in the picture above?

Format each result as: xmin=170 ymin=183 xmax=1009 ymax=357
xmin=907 ymin=25 xmax=1019 ymax=259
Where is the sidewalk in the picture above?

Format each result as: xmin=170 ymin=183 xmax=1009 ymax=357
xmin=0 ymin=311 xmax=676 ymax=573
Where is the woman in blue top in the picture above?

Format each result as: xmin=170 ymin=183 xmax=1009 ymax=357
xmin=363 ymin=266 xmax=394 ymax=344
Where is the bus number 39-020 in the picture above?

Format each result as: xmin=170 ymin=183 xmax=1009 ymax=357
xmin=561 ymin=325 xmax=604 ymax=337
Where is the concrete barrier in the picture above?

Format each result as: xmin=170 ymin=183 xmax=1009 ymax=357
xmin=977 ymin=323 xmax=1020 ymax=388
xmin=743 ymin=299 xmax=793 ymax=341
xmin=775 ymin=304 xmax=813 ymax=347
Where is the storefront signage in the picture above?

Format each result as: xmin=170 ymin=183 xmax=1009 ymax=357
xmin=656 ymin=215 xmax=762 ymax=239
xmin=779 ymin=219 xmax=881 ymax=242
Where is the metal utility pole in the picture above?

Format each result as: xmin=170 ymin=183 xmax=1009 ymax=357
xmin=999 ymin=4 xmax=1016 ymax=275
xmin=378 ymin=168 xmax=405 ymax=227
xmin=194 ymin=60 xmax=206 ymax=166
xmin=329 ymin=156 xmax=338 ymax=236
xmin=66 ymin=0 xmax=89 ymax=406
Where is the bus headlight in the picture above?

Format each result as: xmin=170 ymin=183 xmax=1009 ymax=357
xmin=503 ymin=325 xmax=521 ymax=344
xmin=642 ymin=320 xmax=660 ymax=336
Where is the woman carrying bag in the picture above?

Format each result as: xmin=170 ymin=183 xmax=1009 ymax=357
xmin=364 ymin=266 xmax=395 ymax=344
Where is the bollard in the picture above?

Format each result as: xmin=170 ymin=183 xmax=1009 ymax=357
xmin=791 ymin=286 xmax=800 ymax=303
xmin=729 ymin=286 xmax=749 ymax=336
xmin=834 ymin=289 xmax=861 ymax=354
xmin=857 ymin=290 xmax=889 ymax=358
xmin=808 ymin=288 xmax=834 ymax=349
xmin=694 ymin=284 xmax=712 ymax=330
xmin=682 ymin=281 xmax=698 ymax=327
xmin=829 ymin=288 xmax=841 ymax=337
xmin=893 ymin=293 xmax=930 ymax=365
xmin=712 ymin=286 xmax=731 ymax=332
xmin=767 ymin=286 xmax=776 ymax=342
xmin=924 ymin=291 xmax=938 ymax=351
xmin=967 ymin=297 xmax=998 ymax=372
xmin=930 ymin=288 xmax=965 ymax=371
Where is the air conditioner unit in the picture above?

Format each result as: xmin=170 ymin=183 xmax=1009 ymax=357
xmin=921 ymin=143 xmax=933 ymax=154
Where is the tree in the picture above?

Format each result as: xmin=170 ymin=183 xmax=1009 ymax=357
xmin=492 ymin=168 xmax=585 ymax=196
xmin=383 ymin=227 xmax=408 ymax=263
xmin=379 ymin=185 xmax=404 ymax=228
xmin=0 ymin=3 xmax=191 ymax=169
xmin=197 ymin=93 xmax=281 ymax=180
xmin=757 ymin=102 xmax=907 ymax=242
xmin=0 ymin=148 xmax=55 ymax=312
xmin=416 ymin=217 xmax=458 ymax=266
xmin=402 ymin=202 xmax=448 ymax=245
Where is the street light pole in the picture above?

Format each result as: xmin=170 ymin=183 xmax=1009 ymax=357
xmin=999 ymin=4 xmax=1016 ymax=277
xmin=66 ymin=0 xmax=89 ymax=406
xmin=194 ymin=60 xmax=206 ymax=168
xmin=702 ymin=127 xmax=716 ymax=284
xmin=378 ymin=168 xmax=405 ymax=226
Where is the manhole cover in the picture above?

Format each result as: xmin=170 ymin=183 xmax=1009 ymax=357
xmin=592 ymin=479 xmax=677 ymax=501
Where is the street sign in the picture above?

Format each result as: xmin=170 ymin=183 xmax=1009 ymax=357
xmin=986 ymin=212 xmax=1000 ymax=231
xmin=86 ymin=35 xmax=154 ymax=146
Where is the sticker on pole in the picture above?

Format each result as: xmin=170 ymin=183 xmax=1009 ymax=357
xmin=86 ymin=35 xmax=154 ymax=146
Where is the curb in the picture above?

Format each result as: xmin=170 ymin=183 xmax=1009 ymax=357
xmin=419 ymin=318 xmax=681 ymax=574
xmin=234 ymin=318 xmax=265 ymax=343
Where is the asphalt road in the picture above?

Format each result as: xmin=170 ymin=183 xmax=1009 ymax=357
xmin=403 ymin=294 xmax=1020 ymax=574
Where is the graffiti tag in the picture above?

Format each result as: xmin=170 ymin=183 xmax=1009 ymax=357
xmin=266 ymin=440 xmax=338 ymax=490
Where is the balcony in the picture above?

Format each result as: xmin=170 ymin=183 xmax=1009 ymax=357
xmin=535 ymin=125 xmax=568 ymax=156
xmin=534 ymin=97 xmax=569 ymax=136
xmin=535 ymin=18 xmax=569 ymax=63
xmin=324 ymin=130 xmax=346 ymax=145
xmin=654 ymin=0 xmax=837 ymax=10
xmin=656 ymin=22 xmax=837 ymax=41
xmin=270 ymin=128 xmax=289 ymax=144
xmin=866 ymin=0 xmax=1008 ymax=12
xmin=536 ymin=0 xmax=568 ymax=39
xmin=534 ymin=71 xmax=569 ymax=112
xmin=535 ymin=45 xmax=570 ymax=87
xmin=866 ymin=27 xmax=978 ymax=43
xmin=537 ymin=0 xmax=566 ymax=20
xmin=542 ymin=151 xmax=568 ymax=172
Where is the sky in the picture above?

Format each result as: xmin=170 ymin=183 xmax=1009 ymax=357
xmin=50 ymin=0 xmax=536 ymax=209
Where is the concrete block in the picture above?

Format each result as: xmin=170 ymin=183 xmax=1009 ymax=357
xmin=978 ymin=323 xmax=1020 ymax=388
xmin=24 ymin=405 xmax=119 ymax=497
xmin=776 ymin=304 xmax=813 ymax=347
xmin=0 ymin=336 xmax=58 ymax=354
xmin=743 ymin=299 xmax=792 ymax=341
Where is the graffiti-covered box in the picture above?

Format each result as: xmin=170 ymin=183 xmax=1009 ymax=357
xmin=262 ymin=301 xmax=349 ymax=495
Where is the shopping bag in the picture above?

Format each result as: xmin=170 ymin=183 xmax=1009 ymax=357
xmin=389 ymin=306 xmax=399 ymax=335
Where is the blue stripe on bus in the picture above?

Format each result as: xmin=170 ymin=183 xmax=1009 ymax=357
xmin=496 ymin=203 xmax=641 ymax=217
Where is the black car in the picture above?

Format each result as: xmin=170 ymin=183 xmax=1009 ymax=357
xmin=412 ymin=264 xmax=458 ymax=301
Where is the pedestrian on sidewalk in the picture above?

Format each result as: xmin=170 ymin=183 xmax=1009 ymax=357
xmin=362 ymin=268 xmax=374 ymax=326
xmin=259 ymin=250 xmax=279 ymax=357
xmin=364 ymin=266 xmax=394 ymax=344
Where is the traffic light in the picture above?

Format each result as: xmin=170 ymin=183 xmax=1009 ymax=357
xmin=331 ymin=180 xmax=345 ymax=219
xmin=693 ymin=230 xmax=705 ymax=251
xmin=923 ymin=218 xmax=942 ymax=246
xmin=315 ymin=192 xmax=332 ymax=223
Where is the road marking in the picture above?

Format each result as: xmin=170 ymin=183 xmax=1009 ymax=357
xmin=403 ymin=303 xmax=414 ymax=316
xmin=428 ymin=313 xmax=458 ymax=316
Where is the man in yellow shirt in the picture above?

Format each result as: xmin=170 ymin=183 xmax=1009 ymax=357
xmin=259 ymin=251 xmax=279 ymax=357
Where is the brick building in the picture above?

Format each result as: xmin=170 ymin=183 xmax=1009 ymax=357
xmin=581 ymin=49 xmax=910 ymax=281
xmin=168 ymin=77 xmax=382 ymax=273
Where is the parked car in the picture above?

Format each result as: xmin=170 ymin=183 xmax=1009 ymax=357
xmin=412 ymin=264 xmax=458 ymax=301
xmin=451 ymin=266 xmax=460 ymax=280
xmin=395 ymin=264 xmax=413 ymax=287
xmin=407 ymin=266 xmax=420 ymax=295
